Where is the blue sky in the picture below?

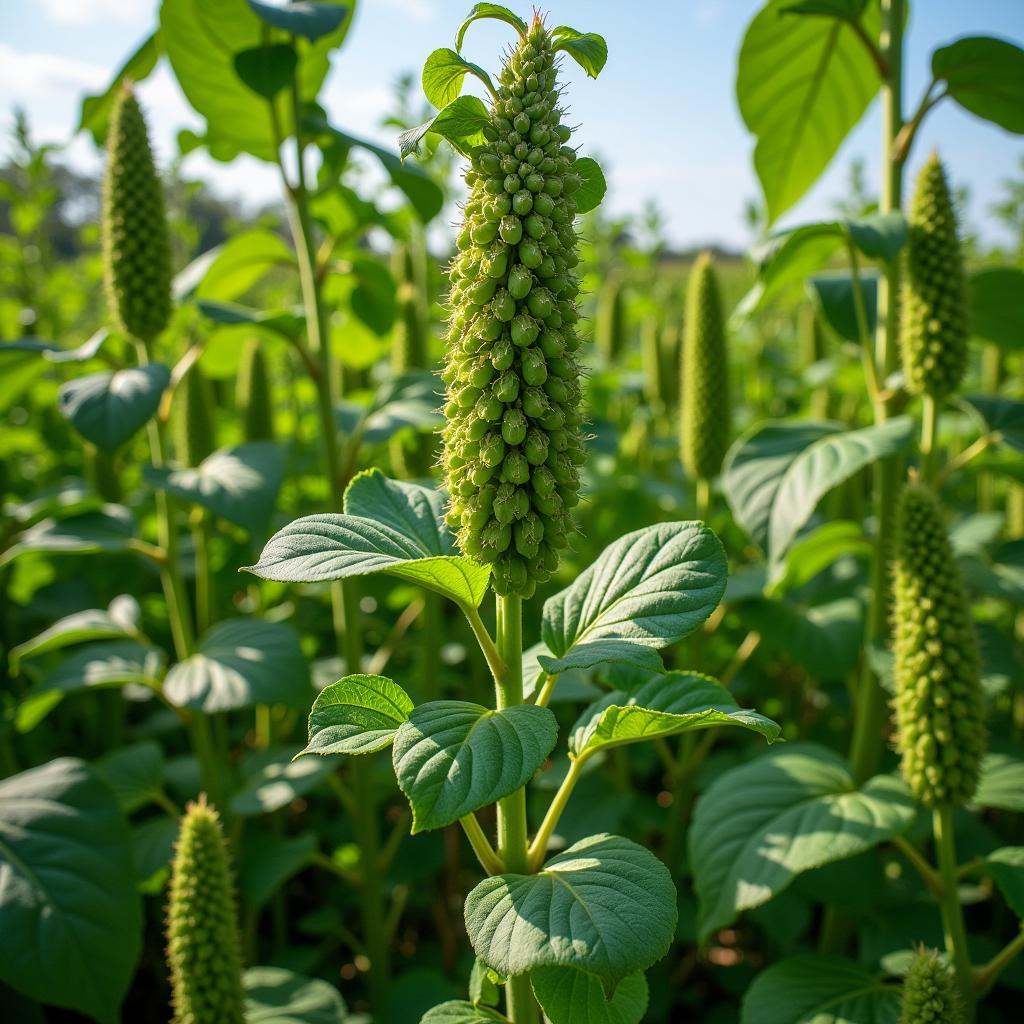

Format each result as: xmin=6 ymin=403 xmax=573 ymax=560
xmin=2 ymin=0 xmax=1023 ymax=249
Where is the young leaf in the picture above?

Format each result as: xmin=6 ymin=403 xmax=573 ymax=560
xmin=0 ymin=758 xmax=142 ymax=1024
xmin=422 ymin=47 xmax=496 ymax=108
xmin=163 ymin=618 xmax=310 ymax=712
xmin=301 ymin=674 xmax=414 ymax=757
xmin=932 ymin=36 xmax=1024 ymax=135
xmin=399 ymin=95 xmax=490 ymax=159
xmin=244 ymin=966 xmax=349 ymax=1023
xmin=392 ymin=700 xmax=557 ymax=832
xmin=233 ymin=43 xmax=298 ymax=99
xmin=573 ymin=156 xmax=607 ymax=215
xmin=95 ymin=741 xmax=165 ymax=814
xmin=465 ymin=833 xmax=676 ymax=989
xmin=58 ymin=364 xmax=170 ymax=453
xmin=690 ymin=744 xmax=916 ymax=941
xmin=551 ymin=27 xmax=609 ymax=79
xmin=809 ymin=270 xmax=879 ymax=342
xmin=532 ymin=968 xmax=648 ymax=1024
xmin=541 ymin=522 xmax=728 ymax=675
xmin=570 ymin=673 xmax=779 ymax=759
xmin=245 ymin=0 xmax=348 ymax=41
xmin=970 ymin=267 xmax=1024 ymax=352
xmin=455 ymin=3 xmax=528 ymax=52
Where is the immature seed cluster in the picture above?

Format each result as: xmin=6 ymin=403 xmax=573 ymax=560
xmin=237 ymin=338 xmax=274 ymax=443
xmin=900 ymin=948 xmax=964 ymax=1024
xmin=680 ymin=251 xmax=730 ymax=482
xmin=102 ymin=85 xmax=172 ymax=344
xmin=901 ymin=153 xmax=969 ymax=400
xmin=166 ymin=799 xmax=246 ymax=1024
xmin=594 ymin=274 xmax=625 ymax=363
xmin=892 ymin=484 xmax=985 ymax=808
xmin=175 ymin=363 xmax=216 ymax=468
xmin=442 ymin=17 xmax=586 ymax=598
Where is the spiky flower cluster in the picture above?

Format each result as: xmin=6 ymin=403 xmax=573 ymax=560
xmin=901 ymin=153 xmax=969 ymax=400
xmin=237 ymin=338 xmax=274 ymax=442
xmin=892 ymin=485 xmax=985 ymax=808
xmin=442 ymin=17 xmax=586 ymax=597
xmin=680 ymin=251 xmax=730 ymax=482
xmin=166 ymin=798 xmax=246 ymax=1024
xmin=900 ymin=948 xmax=964 ymax=1024
xmin=102 ymin=85 xmax=172 ymax=344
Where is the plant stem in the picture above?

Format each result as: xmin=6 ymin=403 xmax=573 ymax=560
xmin=891 ymin=833 xmax=943 ymax=898
xmin=464 ymin=602 xmax=508 ymax=683
xmin=975 ymin=927 xmax=1024 ymax=995
xmin=494 ymin=594 xmax=537 ymax=1023
xmin=192 ymin=510 xmax=214 ymax=637
xmin=534 ymin=673 xmax=558 ymax=709
xmin=920 ymin=393 xmax=939 ymax=487
xmin=461 ymin=813 xmax=504 ymax=875
xmin=933 ymin=806 xmax=974 ymax=1015
xmin=528 ymin=757 xmax=583 ymax=870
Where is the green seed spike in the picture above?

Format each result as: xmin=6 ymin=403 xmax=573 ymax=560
xmin=175 ymin=362 xmax=216 ymax=468
xmin=594 ymin=274 xmax=625 ymax=363
xmin=391 ymin=242 xmax=428 ymax=374
xmin=659 ymin=319 xmax=681 ymax=411
xmin=892 ymin=484 xmax=985 ymax=808
xmin=166 ymin=798 xmax=246 ymax=1024
xmin=237 ymin=338 xmax=275 ymax=442
xmin=900 ymin=948 xmax=965 ymax=1024
xmin=101 ymin=84 xmax=172 ymax=345
xmin=901 ymin=153 xmax=969 ymax=400
xmin=680 ymin=251 xmax=730 ymax=483
xmin=641 ymin=315 xmax=664 ymax=412
xmin=441 ymin=13 xmax=588 ymax=598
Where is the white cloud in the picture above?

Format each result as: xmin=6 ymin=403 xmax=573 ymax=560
xmin=40 ymin=0 xmax=150 ymax=27
xmin=0 ymin=43 xmax=106 ymax=102
xmin=378 ymin=0 xmax=436 ymax=24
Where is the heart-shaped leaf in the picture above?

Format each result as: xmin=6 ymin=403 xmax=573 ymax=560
xmin=393 ymin=700 xmax=557 ymax=833
xmin=301 ymin=674 xmax=413 ymax=757
xmin=932 ymin=36 xmax=1024 ymax=135
xmin=551 ymin=27 xmax=608 ymax=78
xmin=244 ymin=966 xmax=349 ymax=1023
xmin=422 ymin=47 xmax=495 ymax=107
xmin=456 ymin=4 xmax=528 ymax=52
xmin=95 ymin=741 xmax=165 ymax=814
xmin=573 ymin=156 xmax=607 ymax=215
xmin=532 ymin=968 xmax=648 ymax=1024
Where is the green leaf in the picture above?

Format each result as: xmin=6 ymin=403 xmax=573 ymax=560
xmin=470 ymin=959 xmax=500 ymax=1006
xmin=194 ymin=230 xmax=295 ymax=301
xmin=231 ymin=751 xmax=340 ymax=816
xmin=551 ymin=27 xmax=609 ymax=79
xmin=393 ymin=700 xmax=557 ymax=832
xmin=422 ymin=47 xmax=495 ymax=108
xmin=399 ymin=95 xmax=491 ymax=159
xmin=78 ymin=31 xmax=162 ymax=143
xmin=737 ymin=0 xmax=882 ymax=222
xmin=538 ymin=639 xmax=665 ymax=678
xmin=31 ymin=641 xmax=166 ymax=700
xmin=970 ymin=267 xmax=1024 ymax=351
xmin=132 ymin=817 xmax=178 ymax=890
xmin=301 ymin=674 xmax=413 ymax=756
xmin=456 ymin=4 xmax=528 ymax=52
xmin=0 ymin=506 xmax=136 ymax=568
xmin=569 ymin=672 xmax=780 ymax=760
xmin=465 ymin=833 xmax=676 ymax=990
xmin=740 ymin=954 xmax=900 ymax=1024
xmin=144 ymin=442 xmax=284 ymax=533
xmin=781 ymin=0 xmax=867 ymax=18
xmin=163 ymin=618 xmax=309 ymax=712
xmin=987 ymin=847 xmax=1024 ymax=920
xmin=345 ymin=469 xmax=453 ymax=550
xmin=245 ymin=0 xmax=348 ymax=40
xmin=0 ymin=758 xmax=142 ymax=1023
xmin=338 ymin=372 xmax=444 ymax=444
xmin=244 ymin=966 xmax=349 ymax=1023
xmin=573 ymin=156 xmax=607 ymax=215
xmin=58 ymin=364 xmax=169 ymax=453
xmin=234 ymin=43 xmax=298 ymax=99
xmin=541 ymin=522 xmax=727 ymax=676
xmin=9 ymin=595 xmax=141 ymax=671
xmin=768 ymin=520 xmax=871 ymax=593
xmin=974 ymin=753 xmax=1024 ymax=812
xmin=351 ymin=254 xmax=397 ymax=335
xmin=95 ymin=741 xmax=165 ymax=814
xmin=932 ymin=36 xmax=1024 ymax=135
xmin=240 ymin=831 xmax=318 ymax=906
xmin=690 ymin=744 xmax=916 ymax=942
xmin=195 ymin=300 xmax=305 ymax=338
xmin=963 ymin=394 xmax=1024 ymax=452
xmin=421 ymin=1004 xmax=506 ymax=1024
xmin=532 ymin=968 xmax=648 ymax=1024
xmin=810 ymin=270 xmax=878 ymax=342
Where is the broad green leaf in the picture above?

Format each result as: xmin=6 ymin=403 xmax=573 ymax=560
xmin=399 ymin=95 xmax=490 ymax=159
xmin=234 ymin=44 xmax=298 ymax=99
xmin=6 ymin=478 xmax=99 ymax=526
xmin=573 ymin=156 xmax=607 ymax=215
xmin=144 ymin=442 xmax=284 ymax=533
xmin=164 ymin=618 xmax=309 ymax=712
xmin=569 ymin=672 xmax=780 ymax=760
xmin=245 ymin=0 xmax=348 ymax=40
xmin=95 ymin=741 xmax=165 ymax=814
xmin=737 ymin=0 xmax=882 ymax=222
xmin=465 ymin=833 xmax=676 ymax=989
xmin=350 ymin=254 xmax=397 ymax=335
xmin=988 ymin=847 xmax=1024 ymax=920
xmin=231 ymin=751 xmax=340 ymax=816
xmin=194 ymin=230 xmax=294 ymax=301
xmin=58 ymin=364 xmax=169 ymax=453
xmin=974 ymin=753 xmax=1024 ymax=812
xmin=301 ymin=674 xmax=413 ymax=757
xmin=456 ymin=3 xmax=528 ymax=52
xmin=970 ymin=267 xmax=1024 ymax=351
xmin=690 ymin=744 xmax=916 ymax=941
xmin=345 ymin=469 xmax=453 ymax=552
xmin=422 ymin=47 xmax=495 ymax=108
xmin=240 ymin=831 xmax=318 ymax=906
xmin=740 ymin=954 xmax=900 ymax=1024
xmin=196 ymin=300 xmax=305 ymax=338
xmin=532 ymin=968 xmax=648 ymax=1024
xmin=78 ymin=31 xmax=162 ymax=143
xmin=781 ymin=0 xmax=867 ymax=17
xmin=421 ymin=1003 xmax=505 ymax=1024
xmin=537 ymin=638 xmax=665 ymax=679
xmin=810 ymin=270 xmax=878 ymax=342
xmin=0 ymin=758 xmax=142 ymax=1023
xmin=0 ymin=505 xmax=136 ymax=567
xmin=932 ymin=36 xmax=1024 ymax=134
xmin=244 ymin=966 xmax=349 ymax=1023
xmin=9 ymin=595 xmax=141 ymax=671
xmin=132 ymin=817 xmax=178 ymax=890
xmin=551 ymin=27 xmax=609 ymax=79
xmin=963 ymin=394 xmax=1024 ymax=452
xmin=541 ymin=522 xmax=727 ymax=675
xmin=767 ymin=520 xmax=870 ymax=593
xmin=31 ymin=641 xmax=166 ymax=700
xmin=392 ymin=700 xmax=557 ymax=832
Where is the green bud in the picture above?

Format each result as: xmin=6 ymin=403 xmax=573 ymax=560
xmin=900 ymin=948 xmax=965 ymax=1024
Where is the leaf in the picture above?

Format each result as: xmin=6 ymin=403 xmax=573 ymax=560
xmin=58 ymin=364 xmax=170 ymax=453
xmin=551 ymin=27 xmax=609 ymax=79
xmin=987 ymin=847 xmax=1024 ymax=920
xmin=421 ymin=1003 xmax=506 ymax=1024
xmin=810 ymin=270 xmax=878 ymax=342
xmin=974 ymin=753 xmax=1024 ymax=812
xmin=740 ymin=954 xmax=900 ymax=1024
xmin=95 ymin=741 xmax=165 ymax=814
xmin=532 ymin=968 xmax=648 ymax=1024
xmin=0 ymin=506 xmax=136 ymax=568
xmin=541 ymin=522 xmax=727 ymax=675
xmin=234 ymin=44 xmax=298 ymax=99
xmin=301 ymin=674 xmax=413 ymax=757
xmin=737 ymin=0 xmax=882 ymax=222
xmin=0 ymin=758 xmax=142 ymax=1023
xmin=399 ymin=95 xmax=491 ymax=159
xmin=244 ymin=966 xmax=349 ymax=1024
xmin=573 ymin=156 xmax=607 ymax=215
xmin=144 ymin=442 xmax=285 ymax=533
xmin=163 ymin=618 xmax=310 ymax=712
xmin=245 ymin=0 xmax=348 ymax=41
xmin=422 ymin=47 xmax=495 ymax=108
xmin=932 ymin=36 xmax=1024 ymax=134
xmin=132 ymin=817 xmax=178 ymax=889
xmin=465 ymin=833 xmax=676 ymax=990
xmin=78 ymin=31 xmax=162 ymax=143
xmin=970 ymin=267 xmax=1024 ymax=352
xmin=196 ymin=300 xmax=305 ymax=338
xmin=569 ymin=672 xmax=780 ymax=760
xmin=456 ymin=3 xmax=528 ymax=51
xmin=963 ymin=394 xmax=1024 ymax=452
xmin=768 ymin=520 xmax=871 ymax=593
xmin=340 ymin=372 xmax=444 ymax=444
xmin=392 ymin=700 xmax=557 ymax=832
xmin=351 ymin=254 xmax=397 ymax=335
xmin=32 ymin=641 xmax=166 ymax=699
xmin=240 ymin=832 xmax=318 ymax=906
xmin=231 ymin=752 xmax=340 ymax=816
xmin=537 ymin=639 xmax=665 ymax=678
xmin=690 ymin=744 xmax=916 ymax=942
xmin=345 ymin=469 xmax=453 ymax=551
xmin=194 ymin=230 xmax=294 ymax=301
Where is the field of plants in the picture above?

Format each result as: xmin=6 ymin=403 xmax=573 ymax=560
xmin=2 ymin=1 xmax=1024 ymax=1022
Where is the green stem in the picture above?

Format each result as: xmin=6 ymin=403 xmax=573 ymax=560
xmin=695 ymin=476 xmax=711 ymax=523
xmin=527 ymin=757 xmax=583 ymax=871
xmin=460 ymin=813 xmax=504 ymax=875
xmin=192 ymin=511 xmax=214 ymax=637
xmin=933 ymin=806 xmax=974 ymax=1016
xmin=975 ymin=927 xmax=1024 ymax=995
xmin=920 ymin=393 xmax=939 ymax=487
xmin=892 ymin=833 xmax=942 ymax=899
xmin=464 ymin=602 xmax=507 ymax=683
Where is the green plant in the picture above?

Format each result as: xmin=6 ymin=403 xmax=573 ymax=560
xmin=175 ymin=361 xmax=216 ymax=467
xmin=594 ymin=273 xmax=626 ymax=363
xmin=900 ymin=948 xmax=964 ymax=1024
xmin=237 ymin=338 xmax=274 ymax=442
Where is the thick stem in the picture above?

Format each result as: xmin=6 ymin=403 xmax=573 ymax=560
xmin=933 ymin=806 xmax=974 ymax=1016
xmin=192 ymin=511 xmax=214 ymax=637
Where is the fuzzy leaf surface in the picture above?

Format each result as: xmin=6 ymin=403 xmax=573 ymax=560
xmin=301 ymin=674 xmax=413 ymax=756
xmin=532 ymin=968 xmax=648 ymax=1024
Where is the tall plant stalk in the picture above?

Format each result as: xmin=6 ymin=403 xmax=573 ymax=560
xmin=933 ymin=806 xmax=975 ymax=1015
